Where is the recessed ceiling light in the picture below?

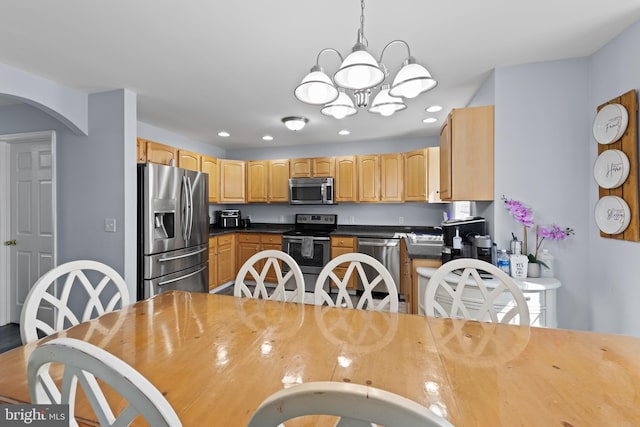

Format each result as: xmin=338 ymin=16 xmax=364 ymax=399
xmin=218 ymin=131 xmax=230 ymax=137
xmin=338 ymin=130 xmax=350 ymax=136
xmin=423 ymin=117 xmax=438 ymax=124
xmin=262 ymin=135 xmax=274 ymax=141
xmin=425 ymin=105 xmax=442 ymax=113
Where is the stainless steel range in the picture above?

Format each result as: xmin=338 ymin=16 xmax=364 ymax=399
xmin=282 ymin=214 xmax=337 ymax=292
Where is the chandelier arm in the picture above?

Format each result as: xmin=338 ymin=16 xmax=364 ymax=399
xmin=378 ymin=39 xmax=411 ymax=64
xmin=315 ymin=48 xmax=344 ymax=67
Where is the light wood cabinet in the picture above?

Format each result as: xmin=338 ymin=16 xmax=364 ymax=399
xmin=136 ymin=138 xmax=147 ymax=163
xmin=380 ymin=153 xmax=403 ymax=202
xmin=400 ymin=255 xmax=441 ymax=315
xmin=178 ymin=150 xmax=201 ymax=171
xmin=209 ymin=234 xmax=236 ymax=290
xmin=290 ymin=157 xmax=335 ymax=178
xmin=247 ymin=160 xmax=268 ymax=203
xmin=145 ymin=140 xmax=177 ymax=166
xmin=427 ymin=147 xmax=441 ymax=203
xmin=404 ymin=148 xmax=427 ymax=201
xmin=357 ymin=155 xmax=380 ymax=202
xmin=201 ymin=155 xmax=219 ymax=203
xmin=219 ymin=159 xmax=246 ymax=203
xmin=330 ymin=236 xmax=357 ymax=289
xmin=335 ymin=156 xmax=357 ymax=202
xmin=268 ymin=159 xmax=290 ymax=203
xmin=440 ymin=105 xmax=494 ymax=201
xmin=236 ymin=233 xmax=283 ymax=283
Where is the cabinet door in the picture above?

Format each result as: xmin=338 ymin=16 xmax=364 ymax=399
xmin=201 ymin=155 xmax=219 ymax=203
xmin=330 ymin=245 xmax=358 ymax=289
xmin=335 ymin=156 xmax=357 ymax=202
xmin=260 ymin=234 xmax=283 ymax=283
xmin=216 ymin=234 xmax=236 ymax=285
xmin=411 ymin=258 xmax=441 ymax=315
xmin=439 ymin=118 xmax=452 ymax=200
xmin=219 ymin=159 xmax=246 ymax=203
xmin=380 ymin=153 xmax=403 ymax=202
xmin=357 ymin=155 xmax=380 ymax=202
xmin=136 ymin=138 xmax=147 ymax=163
xmin=427 ymin=147 xmax=441 ymax=203
xmin=208 ymin=237 xmax=217 ymax=290
xmin=268 ymin=159 xmax=290 ymax=203
xmin=290 ymin=158 xmax=311 ymax=177
xmin=146 ymin=140 xmax=177 ymax=166
xmin=312 ymin=157 xmax=335 ymax=177
xmin=247 ymin=160 xmax=268 ymax=203
xmin=178 ymin=150 xmax=201 ymax=171
xmin=404 ymin=148 xmax=427 ymax=201
xmin=237 ymin=234 xmax=261 ymax=270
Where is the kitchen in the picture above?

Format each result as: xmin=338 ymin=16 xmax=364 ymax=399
xmin=0 ymin=1 xmax=639 ymax=340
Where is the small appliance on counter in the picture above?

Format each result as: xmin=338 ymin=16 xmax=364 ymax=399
xmin=441 ymin=217 xmax=487 ymax=263
xmin=215 ymin=209 xmax=242 ymax=228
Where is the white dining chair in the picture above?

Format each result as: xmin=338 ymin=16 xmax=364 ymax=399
xmin=424 ymin=258 xmax=530 ymax=325
xmin=247 ymin=381 xmax=454 ymax=427
xmin=314 ymin=253 xmax=399 ymax=312
xmin=234 ymin=250 xmax=306 ymax=303
xmin=28 ymin=337 xmax=181 ymax=427
xmin=20 ymin=260 xmax=130 ymax=344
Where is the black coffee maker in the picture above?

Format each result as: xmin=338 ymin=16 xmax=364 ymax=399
xmin=441 ymin=217 xmax=486 ymax=263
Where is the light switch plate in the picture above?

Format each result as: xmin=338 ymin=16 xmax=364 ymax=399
xmin=104 ymin=218 xmax=116 ymax=232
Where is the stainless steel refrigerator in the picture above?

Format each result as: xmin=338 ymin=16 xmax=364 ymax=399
xmin=137 ymin=163 xmax=209 ymax=300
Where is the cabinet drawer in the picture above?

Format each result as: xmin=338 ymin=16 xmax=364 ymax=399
xmin=260 ymin=234 xmax=282 ymax=245
xmin=523 ymin=290 xmax=545 ymax=310
xmin=331 ymin=236 xmax=356 ymax=248
xmin=237 ymin=233 xmax=260 ymax=243
xmin=218 ymin=234 xmax=235 ymax=246
xmin=331 ymin=246 xmax=356 ymax=258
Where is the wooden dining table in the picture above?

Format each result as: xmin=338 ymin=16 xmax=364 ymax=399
xmin=1 ymin=290 xmax=639 ymax=426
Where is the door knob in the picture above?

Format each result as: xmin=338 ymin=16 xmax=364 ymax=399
xmin=4 ymin=240 xmax=16 ymax=246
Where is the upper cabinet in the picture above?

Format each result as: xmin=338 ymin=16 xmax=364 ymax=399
xmin=404 ymin=148 xmax=428 ymax=201
xmin=246 ymin=160 xmax=268 ymax=203
xmin=290 ymin=157 xmax=335 ymax=177
xmin=201 ymin=155 xmax=219 ymax=203
xmin=219 ymin=159 xmax=246 ymax=203
xmin=357 ymin=155 xmax=380 ymax=202
xmin=145 ymin=140 xmax=177 ymax=166
xmin=427 ymin=147 xmax=441 ymax=203
xmin=335 ymin=156 xmax=357 ymax=202
xmin=268 ymin=159 xmax=290 ymax=203
xmin=380 ymin=153 xmax=403 ymax=202
xmin=177 ymin=149 xmax=201 ymax=171
xmin=136 ymin=138 xmax=147 ymax=163
xmin=246 ymin=159 xmax=289 ymax=203
xmin=440 ymin=105 xmax=494 ymax=201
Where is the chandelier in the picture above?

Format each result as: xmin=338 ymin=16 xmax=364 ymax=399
xmin=294 ymin=0 xmax=437 ymax=119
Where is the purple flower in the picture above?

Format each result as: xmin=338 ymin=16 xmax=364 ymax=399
xmin=503 ymin=197 xmax=535 ymax=228
xmin=539 ymin=225 xmax=574 ymax=241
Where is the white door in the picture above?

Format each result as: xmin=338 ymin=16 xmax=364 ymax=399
xmin=2 ymin=132 xmax=56 ymax=324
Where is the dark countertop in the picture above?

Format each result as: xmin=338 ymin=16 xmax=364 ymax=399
xmin=209 ymin=223 xmax=294 ymax=236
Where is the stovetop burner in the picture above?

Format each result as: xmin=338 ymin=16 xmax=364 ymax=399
xmin=284 ymin=213 xmax=338 ymax=237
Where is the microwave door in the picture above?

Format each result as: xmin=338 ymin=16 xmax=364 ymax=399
xmin=290 ymin=183 xmax=323 ymax=204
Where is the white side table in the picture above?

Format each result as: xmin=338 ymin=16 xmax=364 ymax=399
xmin=416 ymin=267 xmax=561 ymax=328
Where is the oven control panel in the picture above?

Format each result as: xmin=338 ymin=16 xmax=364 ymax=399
xmin=295 ymin=214 xmax=337 ymax=225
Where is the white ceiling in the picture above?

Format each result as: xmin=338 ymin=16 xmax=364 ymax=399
xmin=1 ymin=0 xmax=640 ymax=149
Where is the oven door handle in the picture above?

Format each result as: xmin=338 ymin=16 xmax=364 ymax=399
xmin=283 ymin=236 xmax=330 ymax=242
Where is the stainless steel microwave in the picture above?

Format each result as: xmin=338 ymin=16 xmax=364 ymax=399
xmin=288 ymin=177 xmax=335 ymax=205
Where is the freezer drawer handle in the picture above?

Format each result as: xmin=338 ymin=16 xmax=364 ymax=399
xmin=158 ymin=247 xmax=208 ymax=262
xmin=158 ymin=266 xmax=207 ymax=286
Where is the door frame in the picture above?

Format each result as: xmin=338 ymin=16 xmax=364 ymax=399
xmin=0 ymin=130 xmax=57 ymax=326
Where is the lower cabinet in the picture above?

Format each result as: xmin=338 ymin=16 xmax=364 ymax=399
xmin=400 ymin=239 xmax=442 ymax=315
xmin=330 ymin=236 xmax=357 ymax=289
xmin=236 ymin=233 xmax=282 ymax=283
xmin=209 ymin=234 xmax=236 ymax=290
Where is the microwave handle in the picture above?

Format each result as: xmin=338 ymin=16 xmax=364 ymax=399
xmin=325 ymin=184 xmax=333 ymax=204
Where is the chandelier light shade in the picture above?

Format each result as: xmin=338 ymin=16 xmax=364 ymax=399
xmin=321 ymin=89 xmax=357 ymax=119
xmin=369 ymin=85 xmax=406 ymax=116
xmin=281 ymin=116 xmax=309 ymax=131
xmin=294 ymin=64 xmax=338 ymax=105
xmin=389 ymin=57 xmax=437 ymax=99
xmin=293 ymin=0 xmax=437 ymax=119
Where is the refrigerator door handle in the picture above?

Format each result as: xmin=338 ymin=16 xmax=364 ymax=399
xmin=158 ymin=266 xmax=207 ymax=287
xmin=181 ymin=175 xmax=189 ymax=241
xmin=158 ymin=247 xmax=208 ymax=262
xmin=186 ymin=176 xmax=194 ymax=240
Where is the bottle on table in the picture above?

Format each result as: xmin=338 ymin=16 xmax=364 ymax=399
xmin=497 ymin=249 xmax=510 ymax=274
xmin=539 ymin=249 xmax=554 ymax=277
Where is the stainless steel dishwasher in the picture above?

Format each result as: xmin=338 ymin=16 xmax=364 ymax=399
xmin=356 ymin=237 xmax=400 ymax=294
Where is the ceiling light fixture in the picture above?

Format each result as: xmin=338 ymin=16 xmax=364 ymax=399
xmin=262 ymin=135 xmax=273 ymax=141
xmin=422 ymin=117 xmax=437 ymax=124
xmin=294 ymin=0 xmax=436 ymax=119
xmin=425 ymin=105 xmax=442 ymax=113
xmin=281 ymin=116 xmax=309 ymax=131
xmin=338 ymin=129 xmax=350 ymax=136
xmin=218 ymin=131 xmax=230 ymax=137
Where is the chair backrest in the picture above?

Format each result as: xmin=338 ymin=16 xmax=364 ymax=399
xmin=424 ymin=258 xmax=530 ymax=325
xmin=234 ymin=250 xmax=305 ymax=303
xmin=28 ymin=337 xmax=181 ymax=427
xmin=247 ymin=381 xmax=454 ymax=427
xmin=314 ymin=253 xmax=398 ymax=312
xmin=20 ymin=260 xmax=130 ymax=344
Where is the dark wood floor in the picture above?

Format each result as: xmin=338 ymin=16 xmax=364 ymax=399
xmin=0 ymin=323 xmax=21 ymax=354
